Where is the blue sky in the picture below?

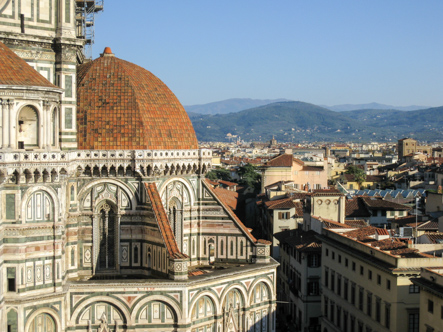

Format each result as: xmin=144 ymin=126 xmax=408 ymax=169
xmin=93 ymin=1 xmax=442 ymax=107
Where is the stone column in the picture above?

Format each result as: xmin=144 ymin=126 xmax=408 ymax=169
xmin=2 ymin=100 xmax=9 ymax=148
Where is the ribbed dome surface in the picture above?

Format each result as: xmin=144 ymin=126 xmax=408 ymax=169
xmin=77 ymin=50 xmax=198 ymax=150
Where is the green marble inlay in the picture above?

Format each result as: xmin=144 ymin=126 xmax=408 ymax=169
xmin=6 ymin=194 xmax=15 ymax=219
xmin=65 ymin=75 xmax=72 ymax=97
xmin=64 ymin=0 xmax=69 ymax=23
xmin=65 ymin=107 xmax=72 ymax=129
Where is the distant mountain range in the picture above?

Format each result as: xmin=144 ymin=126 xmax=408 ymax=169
xmin=184 ymin=98 xmax=290 ymax=115
xmin=189 ymin=101 xmax=443 ymax=143
xmin=185 ymin=98 xmax=429 ymax=115
xmin=323 ymin=102 xmax=429 ymax=112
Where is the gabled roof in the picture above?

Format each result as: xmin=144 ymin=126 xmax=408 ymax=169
xmin=345 ymin=197 xmax=371 ymax=218
xmin=275 ymin=229 xmax=321 ymax=252
xmin=203 ymin=179 xmax=257 ymax=243
xmin=361 ymin=196 xmax=411 ymax=211
xmin=145 ymin=183 xmax=187 ymax=259
xmin=264 ymin=153 xmax=304 ymax=167
xmin=0 ymin=41 xmax=58 ymax=88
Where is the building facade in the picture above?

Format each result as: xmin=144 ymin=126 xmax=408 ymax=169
xmin=0 ymin=1 xmax=277 ymax=331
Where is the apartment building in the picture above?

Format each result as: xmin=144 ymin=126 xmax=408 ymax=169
xmin=319 ymin=226 xmax=443 ymax=332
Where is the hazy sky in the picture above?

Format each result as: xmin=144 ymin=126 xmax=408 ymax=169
xmin=93 ymin=1 xmax=442 ymax=107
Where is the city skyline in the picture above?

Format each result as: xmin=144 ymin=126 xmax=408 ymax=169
xmin=94 ymin=0 xmax=443 ymax=107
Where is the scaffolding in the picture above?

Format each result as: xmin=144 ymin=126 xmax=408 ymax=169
xmin=76 ymin=0 xmax=104 ymax=60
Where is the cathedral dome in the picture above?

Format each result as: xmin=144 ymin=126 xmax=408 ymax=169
xmin=77 ymin=48 xmax=198 ymax=150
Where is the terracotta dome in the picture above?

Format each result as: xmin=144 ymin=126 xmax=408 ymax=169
xmin=77 ymin=48 xmax=198 ymax=150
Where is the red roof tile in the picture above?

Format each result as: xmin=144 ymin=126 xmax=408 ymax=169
xmin=77 ymin=49 xmax=198 ymax=150
xmin=203 ymin=179 xmax=257 ymax=243
xmin=265 ymin=154 xmax=304 ymax=167
xmin=145 ymin=183 xmax=187 ymax=259
xmin=0 ymin=41 xmax=57 ymax=88
xmin=213 ymin=188 xmax=238 ymax=211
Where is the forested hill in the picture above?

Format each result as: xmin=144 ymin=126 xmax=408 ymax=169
xmin=190 ymin=101 xmax=443 ymax=142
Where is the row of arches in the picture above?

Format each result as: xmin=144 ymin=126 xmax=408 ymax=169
xmin=1 ymin=168 xmax=67 ymax=184
xmin=77 ymin=162 xmax=209 ymax=178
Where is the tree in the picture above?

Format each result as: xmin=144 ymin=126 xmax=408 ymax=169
xmin=346 ymin=165 xmax=366 ymax=189
xmin=205 ymin=167 xmax=232 ymax=182
xmin=238 ymin=163 xmax=261 ymax=192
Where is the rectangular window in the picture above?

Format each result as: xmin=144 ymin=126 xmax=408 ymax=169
xmin=308 ymin=254 xmax=320 ymax=267
xmin=338 ymin=255 xmax=342 ymax=263
xmin=368 ymin=270 xmax=372 ymax=280
xmin=360 ymin=266 xmax=364 ymax=275
xmin=385 ymin=305 xmax=391 ymax=328
xmin=428 ymin=300 xmax=434 ymax=313
xmin=308 ymin=281 xmax=319 ymax=295
xmin=359 ymin=287 xmax=364 ymax=310
xmin=324 ymin=296 xmax=329 ymax=317
xmin=367 ymin=292 xmax=372 ymax=316
xmin=409 ymin=284 xmax=420 ymax=293
xmin=65 ymin=108 xmax=73 ymax=129
xmin=344 ymin=279 xmax=348 ymax=301
xmin=326 ymin=249 xmax=329 ymax=256
xmin=331 ymin=272 xmax=335 ymax=292
xmin=441 ymin=305 xmax=443 ymax=319
xmin=7 ymin=267 xmax=16 ymax=292
xmin=375 ymin=298 xmax=381 ymax=322
xmin=337 ymin=306 xmax=341 ymax=328
xmin=377 ymin=274 xmax=381 ymax=285
xmin=408 ymin=313 xmax=419 ymax=332
xmin=330 ymin=301 xmax=335 ymax=322
xmin=337 ymin=275 xmax=342 ymax=296
xmin=5 ymin=194 xmax=15 ymax=220
xmin=345 ymin=258 xmax=348 ymax=267
xmin=352 ymin=262 xmax=356 ymax=271
xmin=65 ymin=75 xmax=73 ymax=98
xmin=332 ymin=252 xmax=335 ymax=260
xmin=387 ymin=279 xmax=391 ymax=290
xmin=324 ymin=270 xmax=329 ymax=288
xmin=351 ymin=283 xmax=356 ymax=305
xmin=343 ymin=311 xmax=348 ymax=332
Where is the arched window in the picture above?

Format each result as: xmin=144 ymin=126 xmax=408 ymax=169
xmin=230 ymin=241 xmax=234 ymax=256
xmin=240 ymin=240 xmax=244 ymax=256
xmin=204 ymin=238 xmax=207 ymax=255
xmin=70 ymin=185 xmax=75 ymax=202
xmin=192 ymin=239 xmax=195 ymax=256
xmin=220 ymin=239 xmax=224 ymax=256
xmin=98 ymin=203 xmax=116 ymax=270
xmin=28 ymin=313 xmax=56 ymax=332
xmin=26 ymin=191 xmax=53 ymax=223
xmin=17 ymin=105 xmax=39 ymax=149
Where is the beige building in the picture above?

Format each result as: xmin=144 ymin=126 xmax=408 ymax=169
xmin=261 ymin=153 xmax=328 ymax=193
xmin=398 ymin=138 xmax=432 ymax=161
xmin=411 ymin=267 xmax=443 ymax=332
xmin=319 ymin=226 xmax=443 ymax=332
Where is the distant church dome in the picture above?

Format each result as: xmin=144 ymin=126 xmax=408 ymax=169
xmin=77 ymin=47 xmax=198 ymax=150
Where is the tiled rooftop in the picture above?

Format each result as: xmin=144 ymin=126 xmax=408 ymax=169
xmin=264 ymin=154 xmax=303 ymax=167
xmin=0 ymin=41 xmax=58 ymax=88
xmin=145 ymin=183 xmax=187 ymax=259
xmin=77 ymin=48 xmax=198 ymax=150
